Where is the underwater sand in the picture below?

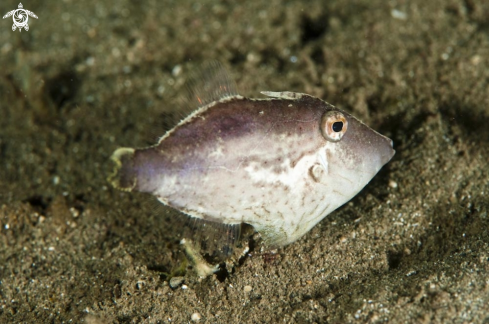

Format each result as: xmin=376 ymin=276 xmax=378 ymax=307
xmin=1 ymin=0 xmax=488 ymax=322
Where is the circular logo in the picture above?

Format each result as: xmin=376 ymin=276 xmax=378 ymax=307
xmin=13 ymin=9 xmax=28 ymax=28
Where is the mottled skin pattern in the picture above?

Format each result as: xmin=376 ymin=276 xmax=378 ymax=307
xmin=114 ymin=93 xmax=394 ymax=246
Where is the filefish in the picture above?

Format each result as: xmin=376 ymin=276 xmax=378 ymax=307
xmin=109 ymin=62 xmax=395 ymax=247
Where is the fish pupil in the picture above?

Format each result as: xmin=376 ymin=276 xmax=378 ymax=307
xmin=332 ymin=121 xmax=343 ymax=132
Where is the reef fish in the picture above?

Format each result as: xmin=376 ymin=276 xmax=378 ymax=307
xmin=109 ymin=63 xmax=395 ymax=247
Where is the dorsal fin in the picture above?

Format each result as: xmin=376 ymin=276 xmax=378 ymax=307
xmin=260 ymin=91 xmax=305 ymax=100
xmin=186 ymin=61 xmax=239 ymax=109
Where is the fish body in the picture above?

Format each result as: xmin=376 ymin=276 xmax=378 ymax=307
xmin=110 ymin=65 xmax=395 ymax=247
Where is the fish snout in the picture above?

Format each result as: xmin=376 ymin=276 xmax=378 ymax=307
xmin=381 ymin=138 xmax=396 ymax=166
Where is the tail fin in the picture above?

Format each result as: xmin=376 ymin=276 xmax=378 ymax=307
xmin=108 ymin=147 xmax=137 ymax=191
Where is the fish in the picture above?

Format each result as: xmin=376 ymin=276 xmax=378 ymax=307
xmin=109 ymin=62 xmax=395 ymax=248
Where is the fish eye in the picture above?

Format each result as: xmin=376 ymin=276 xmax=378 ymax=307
xmin=320 ymin=111 xmax=348 ymax=142
xmin=332 ymin=121 xmax=343 ymax=132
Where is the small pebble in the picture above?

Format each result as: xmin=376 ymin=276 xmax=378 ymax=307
xmin=191 ymin=312 xmax=201 ymax=322
xmin=169 ymin=276 xmax=184 ymax=289
xmin=406 ymin=270 xmax=417 ymax=277
xmin=244 ymin=285 xmax=252 ymax=293
xmin=172 ymin=65 xmax=182 ymax=77
xmin=391 ymin=9 xmax=407 ymax=20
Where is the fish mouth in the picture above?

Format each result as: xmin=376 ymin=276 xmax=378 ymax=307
xmin=382 ymin=138 xmax=396 ymax=166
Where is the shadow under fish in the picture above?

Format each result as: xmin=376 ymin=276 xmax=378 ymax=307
xmin=108 ymin=62 xmax=395 ymax=275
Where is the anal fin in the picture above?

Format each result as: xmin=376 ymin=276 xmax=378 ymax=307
xmin=183 ymin=217 xmax=242 ymax=262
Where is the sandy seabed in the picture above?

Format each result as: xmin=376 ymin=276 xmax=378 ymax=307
xmin=1 ymin=0 xmax=489 ymax=323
